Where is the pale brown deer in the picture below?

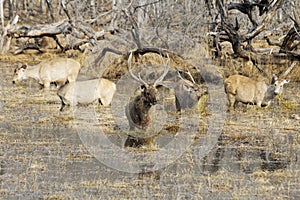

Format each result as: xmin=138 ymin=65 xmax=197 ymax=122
xmin=57 ymin=78 xmax=116 ymax=111
xmin=124 ymin=52 xmax=169 ymax=148
xmin=224 ymin=74 xmax=289 ymax=110
xmin=12 ymin=58 xmax=81 ymax=89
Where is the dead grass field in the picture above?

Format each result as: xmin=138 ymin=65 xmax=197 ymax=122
xmin=0 ymin=53 xmax=299 ymax=199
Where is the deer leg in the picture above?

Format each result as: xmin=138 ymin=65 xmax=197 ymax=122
xmin=227 ymin=94 xmax=236 ymax=110
xmin=55 ymin=81 xmax=66 ymax=89
xmin=124 ymin=135 xmax=141 ymax=148
xmin=257 ymin=101 xmax=262 ymax=107
xmin=124 ymin=135 xmax=155 ymax=148
xmin=58 ymin=96 xmax=69 ymax=111
xmin=43 ymin=81 xmax=51 ymax=89
xmin=59 ymin=102 xmax=66 ymax=112
xmin=264 ymin=101 xmax=271 ymax=108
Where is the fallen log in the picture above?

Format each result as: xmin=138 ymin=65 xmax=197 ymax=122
xmin=5 ymin=19 xmax=105 ymax=54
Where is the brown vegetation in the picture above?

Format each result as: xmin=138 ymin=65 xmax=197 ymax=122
xmin=0 ymin=0 xmax=299 ymax=199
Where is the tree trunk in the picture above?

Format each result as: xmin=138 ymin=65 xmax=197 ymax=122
xmin=0 ymin=15 xmax=18 ymax=54
xmin=23 ymin=0 xmax=28 ymax=11
xmin=0 ymin=0 xmax=4 ymax=30
xmin=45 ymin=0 xmax=55 ymax=21
xmin=137 ymin=0 xmax=147 ymax=28
xmin=40 ymin=0 xmax=45 ymax=13
xmin=90 ymin=0 xmax=96 ymax=19
xmin=294 ymin=0 xmax=300 ymax=27
xmin=280 ymin=28 xmax=298 ymax=53
xmin=8 ymin=0 xmax=13 ymax=19
xmin=109 ymin=0 xmax=122 ymax=32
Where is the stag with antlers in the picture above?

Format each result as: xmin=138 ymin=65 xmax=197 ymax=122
xmin=174 ymin=69 xmax=208 ymax=111
xmin=124 ymin=52 xmax=169 ymax=148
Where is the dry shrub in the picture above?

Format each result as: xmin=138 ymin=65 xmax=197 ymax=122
xmin=102 ymin=52 xmax=192 ymax=80
xmin=220 ymin=57 xmax=300 ymax=82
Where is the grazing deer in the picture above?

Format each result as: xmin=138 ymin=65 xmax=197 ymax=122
xmin=12 ymin=58 xmax=81 ymax=89
xmin=224 ymin=74 xmax=290 ymax=110
xmin=157 ymin=68 xmax=208 ymax=111
xmin=57 ymin=78 xmax=116 ymax=111
xmin=174 ymin=69 xmax=208 ymax=111
xmin=124 ymin=52 xmax=169 ymax=148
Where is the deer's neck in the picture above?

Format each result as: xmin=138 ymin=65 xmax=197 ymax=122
xmin=25 ymin=65 xmax=41 ymax=81
xmin=136 ymin=95 xmax=152 ymax=114
xmin=265 ymin=85 xmax=276 ymax=101
xmin=131 ymin=95 xmax=152 ymax=129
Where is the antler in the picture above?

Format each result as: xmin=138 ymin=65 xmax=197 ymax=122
xmin=128 ymin=52 xmax=148 ymax=85
xmin=177 ymin=70 xmax=194 ymax=87
xmin=154 ymin=53 xmax=170 ymax=86
xmin=128 ymin=51 xmax=170 ymax=86
xmin=282 ymin=61 xmax=296 ymax=77
xmin=185 ymin=68 xmax=196 ymax=84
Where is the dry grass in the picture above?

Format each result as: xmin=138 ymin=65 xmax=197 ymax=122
xmin=0 ymin=52 xmax=299 ymax=199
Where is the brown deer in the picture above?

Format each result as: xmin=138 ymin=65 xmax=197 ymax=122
xmin=174 ymin=69 xmax=208 ymax=111
xmin=224 ymin=74 xmax=289 ymax=110
xmin=124 ymin=52 xmax=169 ymax=148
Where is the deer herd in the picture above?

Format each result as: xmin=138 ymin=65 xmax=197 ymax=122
xmin=12 ymin=52 xmax=291 ymax=148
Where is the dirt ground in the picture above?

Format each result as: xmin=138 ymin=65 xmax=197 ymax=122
xmin=0 ymin=53 xmax=300 ymax=199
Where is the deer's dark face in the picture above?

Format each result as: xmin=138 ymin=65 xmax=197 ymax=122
xmin=141 ymin=84 xmax=161 ymax=106
xmin=188 ymin=83 xmax=208 ymax=100
xmin=12 ymin=64 xmax=27 ymax=84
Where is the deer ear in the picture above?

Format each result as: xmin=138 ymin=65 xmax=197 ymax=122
xmin=21 ymin=64 xmax=27 ymax=69
xmin=182 ymin=84 xmax=192 ymax=91
xmin=155 ymin=85 xmax=163 ymax=89
xmin=158 ymin=81 xmax=173 ymax=89
xmin=271 ymin=74 xmax=278 ymax=83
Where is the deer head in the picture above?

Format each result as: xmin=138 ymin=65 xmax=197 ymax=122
xmin=127 ymin=52 xmax=170 ymax=105
xmin=271 ymin=74 xmax=290 ymax=95
xmin=177 ymin=68 xmax=207 ymax=97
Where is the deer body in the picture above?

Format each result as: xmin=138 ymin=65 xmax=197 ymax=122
xmin=160 ymin=70 xmax=208 ymax=111
xmin=12 ymin=58 xmax=81 ymax=88
xmin=174 ymin=72 xmax=207 ymax=111
xmin=124 ymin=52 xmax=169 ymax=148
xmin=224 ymin=74 xmax=289 ymax=110
xmin=126 ymin=90 xmax=154 ymax=130
xmin=57 ymin=78 xmax=116 ymax=111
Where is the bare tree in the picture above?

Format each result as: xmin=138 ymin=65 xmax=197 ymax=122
xmin=0 ymin=14 xmax=18 ymax=54
xmin=0 ymin=0 xmax=4 ymax=29
xmin=208 ymin=0 xmax=300 ymax=67
xmin=0 ymin=0 xmax=296 ymax=65
xmin=45 ymin=0 xmax=55 ymax=21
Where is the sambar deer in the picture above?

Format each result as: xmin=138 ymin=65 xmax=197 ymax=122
xmin=12 ymin=58 xmax=81 ymax=89
xmin=157 ymin=68 xmax=208 ymax=111
xmin=224 ymin=74 xmax=289 ymax=110
xmin=124 ymin=52 xmax=169 ymax=148
xmin=57 ymin=78 xmax=116 ymax=111
xmin=174 ymin=69 xmax=208 ymax=111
